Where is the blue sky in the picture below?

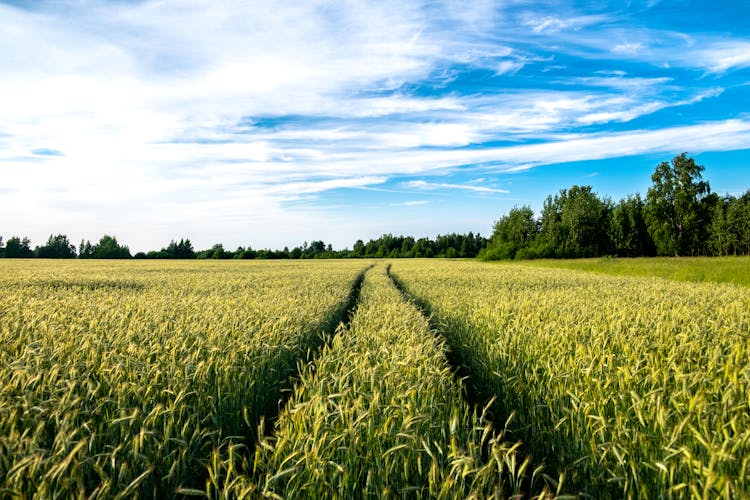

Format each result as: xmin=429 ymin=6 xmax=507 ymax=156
xmin=1 ymin=0 xmax=749 ymax=252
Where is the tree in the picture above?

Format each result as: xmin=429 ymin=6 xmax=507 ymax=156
xmin=485 ymin=206 xmax=539 ymax=259
xmin=729 ymin=191 xmax=750 ymax=255
xmin=92 ymin=235 xmax=131 ymax=259
xmin=708 ymin=191 xmax=750 ymax=255
xmin=351 ymin=239 xmax=365 ymax=257
xmin=35 ymin=234 xmax=76 ymax=258
xmin=561 ymin=186 xmax=610 ymax=257
xmin=163 ymin=239 xmax=195 ymax=259
xmin=303 ymin=240 xmax=326 ymax=258
xmin=539 ymin=186 xmax=609 ymax=257
xmin=202 ymin=244 xmax=231 ymax=259
xmin=646 ymin=153 xmax=711 ymax=256
xmin=609 ymin=195 xmax=655 ymax=257
xmin=236 ymin=246 xmax=257 ymax=259
xmin=4 ymin=236 xmax=34 ymax=258
xmin=79 ymin=239 xmax=95 ymax=258
xmin=400 ymin=237 xmax=415 ymax=257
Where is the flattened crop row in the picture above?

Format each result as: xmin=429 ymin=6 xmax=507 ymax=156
xmin=231 ymin=264 xmax=549 ymax=499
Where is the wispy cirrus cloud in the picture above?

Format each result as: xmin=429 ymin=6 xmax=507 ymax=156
xmin=403 ymin=180 xmax=510 ymax=194
xmin=395 ymin=200 xmax=430 ymax=207
xmin=690 ymin=41 xmax=750 ymax=73
xmin=1 ymin=0 xmax=749 ymax=250
xmin=612 ymin=42 xmax=645 ymax=55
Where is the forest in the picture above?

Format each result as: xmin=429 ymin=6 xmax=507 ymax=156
xmin=482 ymin=153 xmax=750 ymax=259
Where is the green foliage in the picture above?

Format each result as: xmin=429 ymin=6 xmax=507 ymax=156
xmin=358 ymin=233 xmax=486 ymax=259
xmin=609 ymin=194 xmax=655 ymax=257
xmin=646 ymin=153 xmax=712 ymax=256
xmin=138 ymin=239 xmax=196 ymax=259
xmin=3 ymin=236 xmax=34 ymax=258
xmin=34 ymin=234 xmax=76 ymax=258
xmin=485 ymin=154 xmax=747 ymax=260
xmin=541 ymin=185 xmax=611 ymax=257
xmin=483 ymin=206 xmax=539 ymax=260
xmin=196 ymin=243 xmax=232 ymax=259
xmin=163 ymin=238 xmax=196 ymax=259
xmin=707 ymin=192 xmax=750 ymax=256
xmin=78 ymin=236 xmax=132 ymax=259
xmin=78 ymin=239 xmax=94 ymax=258
xmin=485 ymin=187 xmax=612 ymax=261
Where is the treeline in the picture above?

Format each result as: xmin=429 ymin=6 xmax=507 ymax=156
xmin=0 ymin=234 xmax=132 ymax=259
xmin=0 ymin=233 xmax=486 ymax=260
xmin=3 ymin=154 xmax=747 ymax=261
xmin=483 ymin=153 xmax=750 ymax=260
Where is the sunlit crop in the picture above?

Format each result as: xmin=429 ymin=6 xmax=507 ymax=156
xmin=0 ymin=259 xmax=365 ymax=497
xmin=3 ymin=257 xmax=747 ymax=498
xmin=242 ymin=264 xmax=544 ymax=498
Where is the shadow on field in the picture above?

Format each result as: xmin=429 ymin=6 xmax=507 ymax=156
xmin=260 ymin=264 xmax=373 ymax=434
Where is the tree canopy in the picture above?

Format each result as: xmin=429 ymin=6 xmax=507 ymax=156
xmin=646 ymin=153 xmax=712 ymax=256
xmin=483 ymin=154 xmax=749 ymax=260
xmin=2 ymin=236 xmax=34 ymax=258
xmin=35 ymin=234 xmax=76 ymax=258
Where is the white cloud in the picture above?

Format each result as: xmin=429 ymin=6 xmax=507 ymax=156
xmin=1 ymin=1 xmax=748 ymax=250
xmin=693 ymin=42 xmax=750 ymax=73
xmin=612 ymin=42 xmax=644 ymax=55
xmin=403 ymin=180 xmax=510 ymax=194
xmin=521 ymin=14 xmax=608 ymax=34
xmin=449 ymin=119 xmax=750 ymax=168
xmin=265 ymin=177 xmax=387 ymax=196
xmin=496 ymin=59 xmax=525 ymax=75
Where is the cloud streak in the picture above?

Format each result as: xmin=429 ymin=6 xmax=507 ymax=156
xmin=1 ymin=0 xmax=749 ymax=250
xmin=403 ymin=180 xmax=510 ymax=194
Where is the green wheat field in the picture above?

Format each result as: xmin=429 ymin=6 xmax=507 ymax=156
xmin=1 ymin=258 xmax=748 ymax=498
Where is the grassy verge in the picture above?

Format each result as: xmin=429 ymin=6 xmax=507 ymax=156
xmin=513 ymin=256 xmax=750 ymax=287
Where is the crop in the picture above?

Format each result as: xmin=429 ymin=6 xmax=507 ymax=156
xmin=239 ymin=264 xmax=547 ymax=499
xmin=390 ymin=260 xmax=750 ymax=498
xmin=0 ymin=259 xmax=366 ymax=497
xmin=4 ymin=257 xmax=746 ymax=498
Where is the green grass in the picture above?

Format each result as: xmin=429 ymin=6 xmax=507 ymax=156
xmin=513 ymin=256 xmax=750 ymax=287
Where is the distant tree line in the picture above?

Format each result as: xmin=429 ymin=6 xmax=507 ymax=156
xmin=3 ymin=154 xmax=747 ymax=261
xmin=0 ymin=234 xmax=132 ymax=259
xmin=0 ymin=233 xmax=486 ymax=260
xmin=482 ymin=153 xmax=750 ymax=260
xmin=140 ymin=233 xmax=486 ymax=260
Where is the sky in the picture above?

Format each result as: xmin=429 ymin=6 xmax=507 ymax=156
xmin=1 ymin=0 xmax=749 ymax=252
